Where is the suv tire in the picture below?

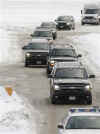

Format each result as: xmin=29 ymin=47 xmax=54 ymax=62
xmin=81 ymin=22 xmax=85 ymax=25
xmin=86 ymin=96 xmax=92 ymax=105
xmin=25 ymin=62 xmax=28 ymax=67
xmin=51 ymin=96 xmax=56 ymax=104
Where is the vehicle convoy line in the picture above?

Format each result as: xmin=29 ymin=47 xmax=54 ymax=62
xmin=1 ymin=22 xmax=100 ymax=134
xmin=21 ymin=23 xmax=100 ymax=134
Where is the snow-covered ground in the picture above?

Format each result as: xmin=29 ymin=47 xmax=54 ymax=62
xmin=0 ymin=86 xmax=39 ymax=134
xmin=0 ymin=29 xmax=23 ymax=64
xmin=73 ymin=33 xmax=100 ymax=68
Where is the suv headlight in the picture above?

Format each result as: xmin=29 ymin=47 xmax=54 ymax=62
xmin=67 ymin=23 xmax=70 ymax=25
xmin=54 ymin=85 xmax=60 ymax=90
xmin=85 ymin=85 xmax=92 ymax=91
xmin=26 ymin=53 xmax=31 ymax=57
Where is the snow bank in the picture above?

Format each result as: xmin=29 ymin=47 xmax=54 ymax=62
xmin=0 ymin=86 xmax=37 ymax=134
xmin=73 ymin=33 xmax=100 ymax=68
xmin=0 ymin=29 xmax=23 ymax=64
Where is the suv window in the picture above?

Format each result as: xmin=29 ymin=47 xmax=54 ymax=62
xmin=66 ymin=116 xmax=100 ymax=129
xmin=33 ymin=31 xmax=52 ymax=37
xmin=51 ymin=49 xmax=77 ymax=57
xmin=41 ymin=23 xmax=56 ymax=28
xmin=54 ymin=68 xmax=88 ymax=79
xmin=25 ymin=43 xmax=49 ymax=50
xmin=85 ymin=9 xmax=99 ymax=14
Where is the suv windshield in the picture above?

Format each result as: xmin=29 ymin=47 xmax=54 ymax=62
xmin=85 ymin=9 xmax=99 ymax=14
xmin=57 ymin=16 xmax=68 ymax=21
xmin=41 ymin=23 xmax=56 ymax=28
xmin=51 ymin=49 xmax=76 ymax=57
xmin=66 ymin=116 xmax=100 ymax=129
xmin=55 ymin=68 xmax=87 ymax=79
xmin=25 ymin=43 xmax=49 ymax=50
xmin=33 ymin=31 xmax=52 ymax=37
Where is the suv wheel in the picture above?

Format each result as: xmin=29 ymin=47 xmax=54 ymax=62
xmin=81 ymin=22 xmax=85 ymax=25
xmin=86 ymin=96 xmax=92 ymax=105
xmin=51 ymin=96 xmax=56 ymax=104
xmin=25 ymin=62 xmax=28 ymax=67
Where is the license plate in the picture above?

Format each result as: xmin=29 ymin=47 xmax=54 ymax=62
xmin=60 ymin=26 xmax=64 ymax=28
xmin=36 ymin=61 xmax=41 ymax=64
xmin=69 ymin=96 xmax=76 ymax=100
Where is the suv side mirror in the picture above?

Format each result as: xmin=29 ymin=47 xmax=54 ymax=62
xmin=77 ymin=54 xmax=82 ymax=58
xmin=57 ymin=124 xmax=64 ymax=129
xmin=89 ymin=74 xmax=95 ymax=78
xmin=30 ymin=34 xmax=34 ymax=37
xmin=22 ymin=46 xmax=26 ymax=50
xmin=81 ymin=10 xmax=82 ymax=14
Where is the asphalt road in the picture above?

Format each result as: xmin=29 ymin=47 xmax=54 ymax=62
xmin=1 ymin=23 xmax=100 ymax=134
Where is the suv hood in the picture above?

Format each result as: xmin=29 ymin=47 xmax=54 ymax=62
xmin=63 ymin=129 xmax=100 ymax=134
xmin=54 ymin=79 xmax=90 ymax=84
xmin=50 ymin=57 xmax=77 ymax=61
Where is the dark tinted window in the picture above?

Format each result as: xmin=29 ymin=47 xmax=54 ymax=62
xmin=25 ymin=43 xmax=49 ymax=50
xmin=41 ymin=23 xmax=56 ymax=28
xmin=51 ymin=49 xmax=76 ymax=57
xmin=57 ymin=16 xmax=69 ymax=21
xmin=33 ymin=31 xmax=52 ymax=37
xmin=55 ymin=68 xmax=87 ymax=79
xmin=66 ymin=116 xmax=100 ymax=129
xmin=85 ymin=9 xmax=99 ymax=14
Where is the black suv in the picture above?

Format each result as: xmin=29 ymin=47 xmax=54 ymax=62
xmin=31 ymin=28 xmax=54 ymax=42
xmin=49 ymin=62 xmax=95 ymax=104
xmin=47 ymin=46 xmax=81 ymax=75
xmin=40 ymin=22 xmax=57 ymax=40
xmin=22 ymin=39 xmax=49 ymax=67
xmin=55 ymin=16 xmax=75 ymax=30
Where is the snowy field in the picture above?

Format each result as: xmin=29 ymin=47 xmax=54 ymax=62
xmin=0 ymin=86 xmax=39 ymax=134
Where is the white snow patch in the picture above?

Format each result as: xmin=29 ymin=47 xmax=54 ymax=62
xmin=73 ymin=33 xmax=100 ymax=68
xmin=0 ymin=29 xmax=23 ymax=64
xmin=0 ymin=86 xmax=38 ymax=134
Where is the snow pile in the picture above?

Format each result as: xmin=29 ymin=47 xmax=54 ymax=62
xmin=0 ymin=86 xmax=37 ymax=134
xmin=73 ymin=33 xmax=100 ymax=67
xmin=0 ymin=29 xmax=23 ymax=64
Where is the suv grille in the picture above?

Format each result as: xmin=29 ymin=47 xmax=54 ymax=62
xmin=59 ymin=83 xmax=85 ymax=90
xmin=84 ymin=16 xmax=94 ymax=19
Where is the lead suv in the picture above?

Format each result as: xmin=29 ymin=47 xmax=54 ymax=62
xmin=49 ymin=62 xmax=95 ymax=104
xmin=55 ymin=16 xmax=75 ymax=30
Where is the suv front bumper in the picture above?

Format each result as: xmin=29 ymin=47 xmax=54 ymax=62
xmin=52 ymin=90 xmax=92 ymax=103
